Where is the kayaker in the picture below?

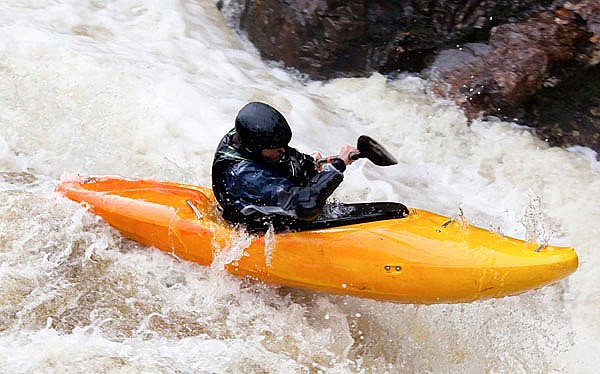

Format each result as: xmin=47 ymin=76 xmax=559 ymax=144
xmin=212 ymin=102 xmax=358 ymax=231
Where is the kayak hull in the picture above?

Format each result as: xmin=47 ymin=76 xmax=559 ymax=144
xmin=55 ymin=176 xmax=578 ymax=304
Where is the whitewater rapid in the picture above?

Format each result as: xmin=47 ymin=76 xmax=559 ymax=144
xmin=1 ymin=1 xmax=598 ymax=372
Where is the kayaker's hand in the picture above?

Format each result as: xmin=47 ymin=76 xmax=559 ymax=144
xmin=338 ymin=145 xmax=359 ymax=165
xmin=311 ymin=152 xmax=323 ymax=171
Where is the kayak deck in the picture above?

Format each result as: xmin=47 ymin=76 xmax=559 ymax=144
xmin=55 ymin=176 xmax=578 ymax=304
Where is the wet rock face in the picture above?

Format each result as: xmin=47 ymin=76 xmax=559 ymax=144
xmin=239 ymin=0 xmax=549 ymax=79
xmin=431 ymin=8 xmax=589 ymax=118
xmin=428 ymin=1 xmax=599 ymax=154
xmin=563 ymin=0 xmax=600 ymax=66
xmin=527 ymin=64 xmax=600 ymax=152
xmin=240 ymin=0 xmax=370 ymax=79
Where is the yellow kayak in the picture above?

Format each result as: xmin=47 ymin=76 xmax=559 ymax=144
xmin=55 ymin=176 xmax=578 ymax=304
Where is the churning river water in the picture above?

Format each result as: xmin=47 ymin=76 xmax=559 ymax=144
xmin=0 ymin=1 xmax=598 ymax=373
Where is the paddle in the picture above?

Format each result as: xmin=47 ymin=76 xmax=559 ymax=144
xmin=318 ymin=135 xmax=398 ymax=166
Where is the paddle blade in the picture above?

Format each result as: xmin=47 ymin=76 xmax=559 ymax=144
xmin=356 ymin=135 xmax=398 ymax=166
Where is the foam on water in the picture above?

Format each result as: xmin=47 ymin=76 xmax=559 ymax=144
xmin=1 ymin=0 xmax=598 ymax=372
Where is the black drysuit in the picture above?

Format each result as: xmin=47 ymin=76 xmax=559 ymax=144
xmin=211 ymin=129 xmax=346 ymax=231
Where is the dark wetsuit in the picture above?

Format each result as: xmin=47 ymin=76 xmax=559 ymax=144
xmin=212 ymin=129 xmax=346 ymax=231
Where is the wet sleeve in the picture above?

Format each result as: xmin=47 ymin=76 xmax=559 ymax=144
xmin=277 ymin=164 xmax=344 ymax=220
xmin=226 ymin=162 xmax=344 ymax=221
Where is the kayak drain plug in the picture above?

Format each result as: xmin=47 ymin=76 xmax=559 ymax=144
xmin=384 ymin=265 xmax=402 ymax=272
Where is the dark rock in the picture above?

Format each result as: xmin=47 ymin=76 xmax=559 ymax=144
xmin=239 ymin=0 xmax=377 ymax=79
xmin=428 ymin=43 xmax=492 ymax=79
xmin=428 ymin=1 xmax=600 ymax=154
xmin=526 ymin=64 xmax=600 ymax=152
xmin=563 ymin=0 xmax=600 ymax=66
xmin=430 ymin=7 xmax=589 ymax=120
xmin=236 ymin=0 xmax=550 ymax=79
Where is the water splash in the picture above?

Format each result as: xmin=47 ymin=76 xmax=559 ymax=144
xmin=437 ymin=206 xmax=470 ymax=232
xmin=210 ymin=227 xmax=252 ymax=271
xmin=488 ymin=224 xmax=505 ymax=238
xmin=455 ymin=206 xmax=469 ymax=229
xmin=520 ymin=194 xmax=552 ymax=247
xmin=264 ymin=224 xmax=276 ymax=267
xmin=319 ymin=199 xmax=355 ymax=219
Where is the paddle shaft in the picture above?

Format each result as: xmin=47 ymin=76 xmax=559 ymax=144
xmin=316 ymin=135 xmax=397 ymax=167
xmin=316 ymin=153 xmax=362 ymax=165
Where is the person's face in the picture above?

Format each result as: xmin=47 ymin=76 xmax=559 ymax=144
xmin=261 ymin=147 xmax=285 ymax=163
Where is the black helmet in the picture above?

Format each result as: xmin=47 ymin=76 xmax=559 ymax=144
xmin=235 ymin=102 xmax=292 ymax=152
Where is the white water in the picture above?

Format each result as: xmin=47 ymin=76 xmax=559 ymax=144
xmin=0 ymin=1 xmax=598 ymax=372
